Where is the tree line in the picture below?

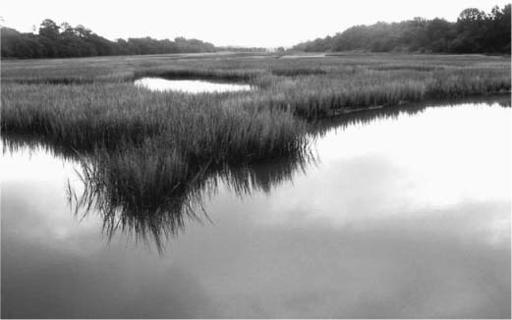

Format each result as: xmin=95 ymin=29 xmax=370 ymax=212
xmin=293 ymin=4 xmax=511 ymax=54
xmin=1 ymin=19 xmax=216 ymax=59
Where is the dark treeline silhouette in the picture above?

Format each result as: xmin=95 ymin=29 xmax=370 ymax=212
xmin=293 ymin=5 xmax=511 ymax=54
xmin=1 ymin=19 xmax=216 ymax=59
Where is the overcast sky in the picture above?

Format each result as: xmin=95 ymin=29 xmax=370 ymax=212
xmin=1 ymin=0 xmax=509 ymax=47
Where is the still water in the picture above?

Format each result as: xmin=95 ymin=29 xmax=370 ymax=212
xmin=134 ymin=77 xmax=253 ymax=93
xmin=2 ymin=99 xmax=511 ymax=318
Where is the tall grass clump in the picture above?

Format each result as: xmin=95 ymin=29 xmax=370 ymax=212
xmin=1 ymin=82 xmax=307 ymax=162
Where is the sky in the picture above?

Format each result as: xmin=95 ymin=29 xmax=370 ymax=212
xmin=1 ymin=0 xmax=510 ymax=47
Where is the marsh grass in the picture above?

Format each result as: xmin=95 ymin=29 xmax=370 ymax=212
xmin=253 ymin=67 xmax=510 ymax=118
xmin=368 ymin=65 xmax=444 ymax=72
xmin=271 ymin=68 xmax=327 ymax=77
xmin=1 ymin=82 xmax=306 ymax=160
xmin=2 ymin=53 xmax=509 ymax=169
xmin=2 ymin=52 xmax=510 ymax=249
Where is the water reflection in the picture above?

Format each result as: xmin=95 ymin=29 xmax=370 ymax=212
xmin=70 ymin=153 xmax=310 ymax=252
xmin=309 ymin=95 xmax=511 ymax=137
xmin=3 ymin=134 xmax=311 ymax=252
xmin=2 ymin=97 xmax=511 ymax=318
xmin=134 ymin=77 xmax=253 ymax=93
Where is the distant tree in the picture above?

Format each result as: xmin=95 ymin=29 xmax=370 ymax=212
xmin=425 ymin=18 xmax=455 ymax=52
xmin=458 ymin=8 xmax=486 ymax=22
xmin=486 ymin=4 xmax=511 ymax=52
xmin=38 ymin=19 xmax=60 ymax=38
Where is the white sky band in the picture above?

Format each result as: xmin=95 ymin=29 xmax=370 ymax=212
xmin=1 ymin=0 xmax=510 ymax=48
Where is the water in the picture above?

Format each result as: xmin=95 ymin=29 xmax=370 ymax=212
xmin=134 ymin=77 xmax=253 ymax=93
xmin=2 ymin=99 xmax=511 ymax=318
xmin=280 ymin=53 xmax=327 ymax=59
